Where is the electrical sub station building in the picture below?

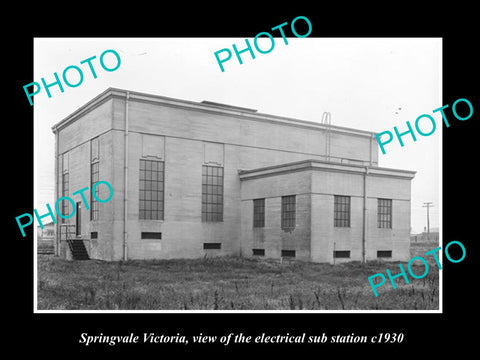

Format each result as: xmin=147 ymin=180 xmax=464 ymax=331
xmin=51 ymin=88 xmax=415 ymax=263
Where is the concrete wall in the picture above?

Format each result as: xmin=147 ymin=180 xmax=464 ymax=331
xmin=108 ymin=96 xmax=377 ymax=261
xmin=53 ymin=92 xmax=406 ymax=262
xmin=240 ymin=171 xmax=311 ymax=261
xmin=114 ymin=97 xmax=376 ymax=165
xmin=365 ymin=175 xmax=412 ymax=262
xmin=310 ymin=170 xmax=364 ymax=263
xmin=123 ymin=132 xmax=236 ymax=260
xmin=89 ymin=131 xmax=117 ymax=260
xmin=57 ymin=99 xmax=113 ymax=154
xmin=117 ymin=115 xmax=244 ymax=260
xmin=310 ymin=170 xmax=412 ymax=263
xmin=55 ymin=99 xmax=116 ymax=260
xmin=239 ymin=167 xmax=412 ymax=264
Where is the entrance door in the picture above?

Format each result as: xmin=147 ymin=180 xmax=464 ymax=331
xmin=76 ymin=202 xmax=82 ymax=236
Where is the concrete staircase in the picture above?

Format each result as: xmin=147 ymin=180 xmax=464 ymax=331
xmin=67 ymin=240 xmax=90 ymax=260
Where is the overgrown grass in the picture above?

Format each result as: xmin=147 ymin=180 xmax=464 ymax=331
xmin=37 ymin=240 xmax=54 ymax=254
xmin=37 ymin=242 xmax=439 ymax=310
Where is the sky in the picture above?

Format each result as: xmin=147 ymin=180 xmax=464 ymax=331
xmin=34 ymin=37 xmax=441 ymax=234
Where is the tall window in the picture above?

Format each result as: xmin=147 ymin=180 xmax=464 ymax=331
xmin=139 ymin=159 xmax=165 ymax=220
xmin=75 ymin=202 xmax=82 ymax=236
xmin=253 ymin=198 xmax=265 ymax=228
xmin=90 ymin=162 xmax=99 ymax=220
xmin=61 ymin=153 xmax=69 ymax=224
xmin=378 ymin=198 xmax=392 ymax=228
xmin=61 ymin=172 xmax=69 ymax=224
xmin=201 ymin=165 xmax=224 ymax=222
xmin=90 ymin=137 xmax=99 ymax=221
xmin=334 ymin=195 xmax=350 ymax=227
xmin=281 ymin=195 xmax=296 ymax=231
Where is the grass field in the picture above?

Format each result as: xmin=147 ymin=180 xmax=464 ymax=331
xmin=37 ymin=241 xmax=439 ymax=311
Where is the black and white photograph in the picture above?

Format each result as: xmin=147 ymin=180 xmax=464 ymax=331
xmin=33 ymin=37 xmax=441 ymax=312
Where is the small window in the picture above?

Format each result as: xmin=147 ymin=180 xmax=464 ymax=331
xmin=252 ymin=249 xmax=265 ymax=256
xmin=253 ymin=198 xmax=265 ymax=228
xmin=141 ymin=232 xmax=162 ymax=240
xmin=334 ymin=250 xmax=350 ymax=258
xmin=281 ymin=250 xmax=296 ymax=257
xmin=377 ymin=250 xmax=392 ymax=258
xmin=203 ymin=243 xmax=221 ymax=250
xmin=281 ymin=195 xmax=296 ymax=231
xmin=334 ymin=195 xmax=350 ymax=227
xmin=91 ymin=232 xmax=98 ymax=239
xmin=378 ymin=198 xmax=392 ymax=228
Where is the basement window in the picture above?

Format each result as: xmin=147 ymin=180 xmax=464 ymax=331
xmin=203 ymin=243 xmax=221 ymax=250
xmin=377 ymin=250 xmax=392 ymax=258
xmin=252 ymin=249 xmax=265 ymax=256
xmin=141 ymin=232 xmax=162 ymax=240
xmin=281 ymin=250 xmax=296 ymax=258
xmin=334 ymin=250 xmax=351 ymax=258
xmin=90 ymin=232 xmax=98 ymax=239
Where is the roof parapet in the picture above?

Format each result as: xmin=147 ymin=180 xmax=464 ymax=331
xmin=51 ymin=87 xmax=378 ymax=139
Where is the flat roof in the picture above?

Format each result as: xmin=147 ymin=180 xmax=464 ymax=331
xmin=200 ymin=100 xmax=257 ymax=113
xmin=51 ymin=88 xmax=377 ymax=138
xmin=238 ymin=159 xmax=416 ymax=180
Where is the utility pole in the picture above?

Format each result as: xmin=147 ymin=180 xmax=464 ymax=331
xmin=422 ymin=202 xmax=433 ymax=240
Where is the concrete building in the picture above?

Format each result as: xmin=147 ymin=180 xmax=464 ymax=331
xmin=37 ymin=221 xmax=55 ymax=240
xmin=37 ymin=221 xmax=55 ymax=255
xmin=51 ymin=88 xmax=415 ymax=263
xmin=411 ymin=227 xmax=439 ymax=242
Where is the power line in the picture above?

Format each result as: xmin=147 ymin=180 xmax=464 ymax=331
xmin=422 ymin=202 xmax=434 ymax=240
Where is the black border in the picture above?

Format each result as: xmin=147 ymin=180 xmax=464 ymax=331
xmin=8 ymin=4 xmax=478 ymax=355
